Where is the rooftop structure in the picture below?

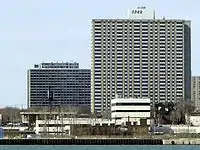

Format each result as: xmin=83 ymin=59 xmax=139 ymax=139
xmin=34 ymin=62 xmax=79 ymax=69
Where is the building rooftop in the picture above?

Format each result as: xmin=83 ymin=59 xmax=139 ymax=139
xmin=92 ymin=7 xmax=190 ymax=22
xmin=20 ymin=111 xmax=77 ymax=115
xmin=92 ymin=19 xmax=190 ymax=22
xmin=33 ymin=62 xmax=79 ymax=69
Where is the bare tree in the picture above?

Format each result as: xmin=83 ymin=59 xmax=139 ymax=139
xmin=0 ymin=107 xmax=21 ymax=125
xmin=170 ymin=100 xmax=195 ymax=124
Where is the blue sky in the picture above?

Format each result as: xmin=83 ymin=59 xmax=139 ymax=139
xmin=0 ymin=0 xmax=199 ymax=107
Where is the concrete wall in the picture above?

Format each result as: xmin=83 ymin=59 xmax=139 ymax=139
xmin=163 ymin=125 xmax=200 ymax=133
xmin=187 ymin=116 xmax=200 ymax=126
xmin=163 ymin=138 xmax=200 ymax=145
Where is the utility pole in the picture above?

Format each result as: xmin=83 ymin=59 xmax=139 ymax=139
xmin=48 ymin=86 xmax=53 ymax=136
xmin=44 ymin=86 xmax=53 ymax=137
xmin=60 ymin=103 xmax=64 ymax=137
xmin=57 ymin=102 xmax=61 ymax=137
xmin=187 ymin=107 xmax=190 ymax=134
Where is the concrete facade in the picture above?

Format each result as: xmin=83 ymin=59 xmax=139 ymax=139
xmin=91 ymin=9 xmax=191 ymax=114
xmin=191 ymin=76 xmax=200 ymax=108
xmin=111 ymin=98 xmax=150 ymax=125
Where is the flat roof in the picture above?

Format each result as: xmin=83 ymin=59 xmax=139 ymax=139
xmin=92 ymin=19 xmax=190 ymax=22
xmin=20 ymin=112 xmax=77 ymax=115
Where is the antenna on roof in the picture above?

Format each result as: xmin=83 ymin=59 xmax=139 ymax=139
xmin=153 ymin=10 xmax=156 ymax=20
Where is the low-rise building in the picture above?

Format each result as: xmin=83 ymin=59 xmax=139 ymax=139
xmin=185 ymin=113 xmax=200 ymax=126
xmin=20 ymin=111 xmax=77 ymax=124
xmin=111 ymin=98 xmax=151 ymax=125
xmin=20 ymin=108 xmax=151 ymax=136
xmin=35 ymin=118 xmax=149 ymax=136
xmin=35 ymin=118 xmax=116 ymax=135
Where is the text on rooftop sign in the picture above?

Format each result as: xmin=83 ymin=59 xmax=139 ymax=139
xmin=132 ymin=9 xmax=143 ymax=14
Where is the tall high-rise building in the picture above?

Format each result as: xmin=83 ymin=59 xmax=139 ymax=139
xmin=192 ymin=76 xmax=200 ymax=108
xmin=91 ymin=7 xmax=191 ymax=114
xmin=27 ymin=62 xmax=91 ymax=108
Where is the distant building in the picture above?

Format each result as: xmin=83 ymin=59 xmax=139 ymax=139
xmin=91 ymin=7 xmax=191 ymax=114
xmin=27 ymin=62 xmax=91 ymax=108
xmin=111 ymin=97 xmax=151 ymax=125
xmin=192 ymin=76 xmax=200 ymax=108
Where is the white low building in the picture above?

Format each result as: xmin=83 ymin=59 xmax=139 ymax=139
xmin=111 ymin=98 xmax=151 ymax=125
xmin=185 ymin=115 xmax=200 ymax=126
xmin=162 ymin=125 xmax=200 ymax=134
xmin=35 ymin=118 xmax=127 ymax=135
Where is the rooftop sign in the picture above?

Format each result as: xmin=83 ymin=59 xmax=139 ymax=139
xmin=128 ymin=6 xmax=155 ymax=19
